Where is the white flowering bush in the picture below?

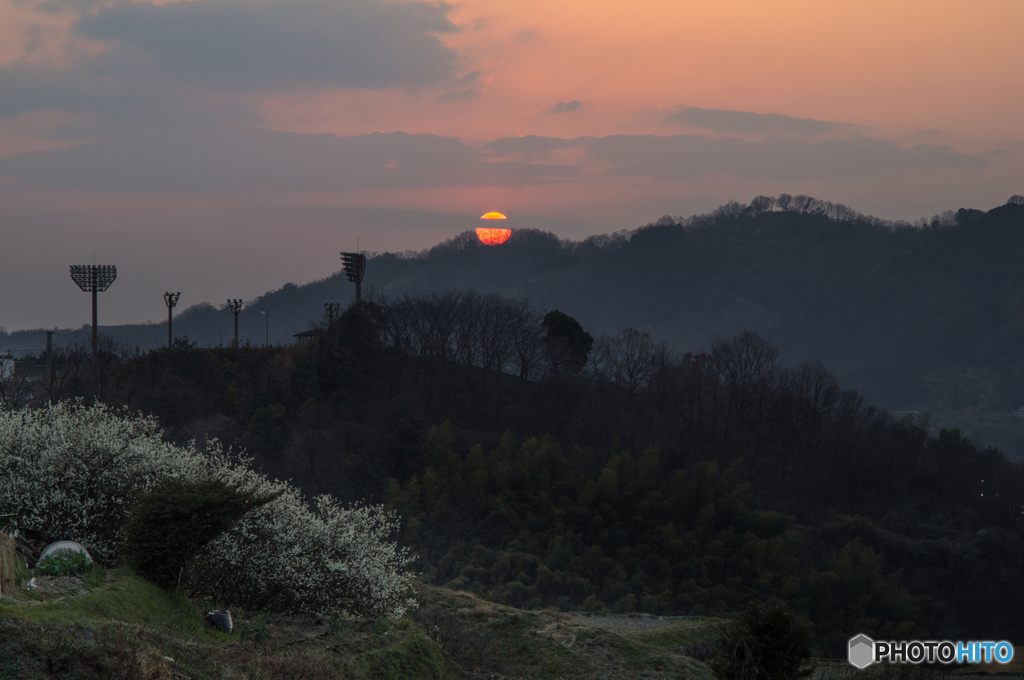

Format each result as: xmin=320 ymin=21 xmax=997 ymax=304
xmin=0 ymin=401 xmax=414 ymax=618
xmin=0 ymin=401 xmax=211 ymax=563
xmin=187 ymin=460 xmax=416 ymax=618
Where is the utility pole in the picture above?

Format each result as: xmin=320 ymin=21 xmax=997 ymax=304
xmin=227 ymin=299 xmax=243 ymax=347
xmin=70 ymin=265 xmax=116 ymax=359
xmin=324 ymin=301 xmax=340 ymax=324
xmin=163 ymin=291 xmax=180 ymax=349
xmin=261 ymin=308 xmax=268 ymax=347
xmin=340 ymin=252 xmax=366 ymax=304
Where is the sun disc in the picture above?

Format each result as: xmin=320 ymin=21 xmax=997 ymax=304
xmin=476 ymin=227 xmax=512 ymax=245
xmin=480 ymin=212 xmax=507 ymax=220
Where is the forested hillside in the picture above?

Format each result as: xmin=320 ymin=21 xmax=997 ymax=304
xmin=9 ymin=296 xmax=1023 ymax=657
xmin=364 ymin=196 xmax=1024 ymax=415
xmin=7 ymin=194 xmax=1023 ymax=430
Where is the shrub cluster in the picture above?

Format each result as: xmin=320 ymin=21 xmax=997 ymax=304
xmin=122 ymin=476 xmax=280 ymax=589
xmin=712 ymin=603 xmax=813 ymax=680
xmin=36 ymin=550 xmax=94 ymax=577
xmin=0 ymin=401 xmax=414 ymax=618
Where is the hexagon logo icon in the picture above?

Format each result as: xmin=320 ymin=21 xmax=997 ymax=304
xmin=848 ymin=634 xmax=875 ymax=669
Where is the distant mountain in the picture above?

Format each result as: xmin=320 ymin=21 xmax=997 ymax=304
xmin=363 ymin=196 xmax=1024 ymax=415
xmin=5 ymin=195 xmax=1024 ymax=418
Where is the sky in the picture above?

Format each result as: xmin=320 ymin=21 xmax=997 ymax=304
xmin=1 ymin=0 xmax=1023 ymax=331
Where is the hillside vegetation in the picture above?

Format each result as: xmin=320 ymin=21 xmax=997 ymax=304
xmin=0 ymin=568 xmax=720 ymax=679
xmin=4 ymin=298 xmax=1022 ymax=659
xmin=7 ymin=195 xmax=1023 ymax=423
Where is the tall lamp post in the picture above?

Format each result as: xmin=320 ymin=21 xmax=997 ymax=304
xmin=340 ymin=252 xmax=366 ymax=304
xmin=324 ymin=301 xmax=340 ymax=324
xmin=227 ymin=299 xmax=243 ymax=347
xmin=261 ymin=307 xmax=268 ymax=347
xmin=70 ymin=264 xmax=117 ymax=358
xmin=163 ymin=291 xmax=180 ymax=349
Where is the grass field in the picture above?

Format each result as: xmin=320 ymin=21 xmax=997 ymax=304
xmin=0 ymin=568 xmax=719 ymax=679
xmin=1 ymin=569 xmax=1019 ymax=680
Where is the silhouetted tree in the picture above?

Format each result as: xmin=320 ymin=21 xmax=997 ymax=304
xmin=542 ymin=310 xmax=593 ymax=377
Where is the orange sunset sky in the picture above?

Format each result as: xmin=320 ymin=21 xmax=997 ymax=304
xmin=1 ymin=0 xmax=1022 ymax=329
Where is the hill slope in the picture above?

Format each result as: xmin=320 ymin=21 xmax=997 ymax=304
xmin=0 ymin=568 xmax=719 ymax=679
xmin=5 ymin=196 xmax=1024 ymax=417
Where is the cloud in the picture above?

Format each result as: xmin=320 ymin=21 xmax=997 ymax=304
xmin=484 ymin=135 xmax=590 ymax=160
xmin=3 ymin=126 xmax=983 ymax=195
xmin=486 ymin=132 xmax=986 ymax=180
xmin=436 ymin=70 xmax=484 ymax=104
xmin=0 ymin=129 xmax=577 ymax=191
xmin=0 ymin=0 xmax=466 ymax=165
xmin=667 ymin=107 xmax=848 ymax=136
xmin=20 ymin=0 xmax=108 ymax=14
xmin=436 ymin=88 xmax=481 ymax=104
xmin=286 ymin=206 xmax=482 ymax=230
xmin=0 ymin=60 xmax=258 ymax=127
xmin=0 ymin=0 xmax=460 ymax=128
xmin=70 ymin=0 xmax=458 ymax=91
xmin=549 ymin=100 xmax=582 ymax=114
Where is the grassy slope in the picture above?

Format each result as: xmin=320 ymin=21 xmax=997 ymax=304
xmin=0 ymin=568 xmax=719 ymax=680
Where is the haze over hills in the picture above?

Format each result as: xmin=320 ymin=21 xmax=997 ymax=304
xmin=5 ymin=194 xmax=1024 ymax=440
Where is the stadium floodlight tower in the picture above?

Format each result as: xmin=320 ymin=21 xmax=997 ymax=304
xmin=324 ymin=300 xmax=341 ymax=324
xmin=70 ymin=264 xmax=116 ymax=358
xmin=163 ymin=291 xmax=180 ymax=349
xmin=227 ymin=299 xmax=243 ymax=347
xmin=340 ymin=252 xmax=366 ymax=304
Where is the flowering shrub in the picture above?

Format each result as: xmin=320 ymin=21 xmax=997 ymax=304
xmin=189 ymin=482 xmax=416 ymax=618
xmin=0 ymin=401 xmax=210 ymax=563
xmin=0 ymin=401 xmax=414 ymax=618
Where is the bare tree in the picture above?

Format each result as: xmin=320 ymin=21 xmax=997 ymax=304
xmin=452 ymin=291 xmax=481 ymax=368
xmin=43 ymin=342 xmax=89 ymax=404
xmin=748 ymin=195 xmax=776 ymax=216
xmin=712 ymin=331 xmax=780 ymax=422
xmin=0 ymin=356 xmax=35 ymax=409
xmin=509 ymin=300 xmax=544 ymax=380
xmin=90 ymin=334 xmax=133 ymax=402
xmin=591 ymin=329 xmax=663 ymax=396
xmin=379 ymin=292 xmax=544 ymax=381
xmin=476 ymin=295 xmax=516 ymax=376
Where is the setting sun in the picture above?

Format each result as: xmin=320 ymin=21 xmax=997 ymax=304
xmin=480 ymin=212 xmax=507 ymax=220
xmin=476 ymin=227 xmax=512 ymax=245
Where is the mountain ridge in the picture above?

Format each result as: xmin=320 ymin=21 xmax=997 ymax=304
xmin=5 ymin=195 xmax=1024 ymax=418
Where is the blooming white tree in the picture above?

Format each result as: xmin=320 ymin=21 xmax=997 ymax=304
xmin=0 ymin=401 xmax=414 ymax=618
xmin=188 ymin=463 xmax=416 ymax=618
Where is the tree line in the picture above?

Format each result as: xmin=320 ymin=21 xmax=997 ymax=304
xmin=3 ymin=293 xmax=1023 ymax=655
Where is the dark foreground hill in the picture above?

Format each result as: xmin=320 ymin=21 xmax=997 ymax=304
xmin=0 ymin=569 xmax=719 ymax=680
xmin=12 ymin=309 xmax=1024 ymax=657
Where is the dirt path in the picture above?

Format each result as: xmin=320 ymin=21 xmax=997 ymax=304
xmin=567 ymin=613 xmax=718 ymax=636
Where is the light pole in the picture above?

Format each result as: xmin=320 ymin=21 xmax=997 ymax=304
xmin=163 ymin=291 xmax=180 ymax=349
xmin=324 ymin=301 xmax=340 ymax=324
xmin=227 ymin=299 xmax=243 ymax=347
xmin=70 ymin=265 xmax=116 ymax=359
xmin=261 ymin=307 xmax=268 ymax=347
xmin=340 ymin=252 xmax=366 ymax=304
